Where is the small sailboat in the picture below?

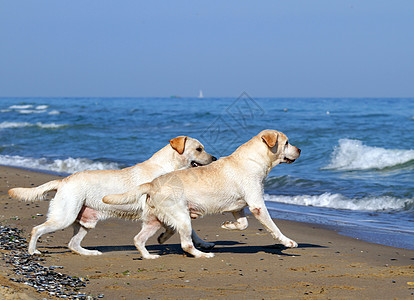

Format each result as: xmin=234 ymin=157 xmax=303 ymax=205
xmin=198 ymin=90 xmax=204 ymax=98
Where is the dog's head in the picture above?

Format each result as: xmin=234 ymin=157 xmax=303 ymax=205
xmin=259 ymin=129 xmax=301 ymax=168
xmin=169 ymin=136 xmax=217 ymax=169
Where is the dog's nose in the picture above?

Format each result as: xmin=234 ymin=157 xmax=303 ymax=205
xmin=298 ymin=148 xmax=301 ymax=154
xmin=212 ymin=156 xmax=217 ymax=161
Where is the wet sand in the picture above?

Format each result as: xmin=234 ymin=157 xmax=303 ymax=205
xmin=1 ymin=165 xmax=413 ymax=299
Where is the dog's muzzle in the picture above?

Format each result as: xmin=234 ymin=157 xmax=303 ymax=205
xmin=284 ymin=157 xmax=296 ymax=164
xmin=191 ymin=161 xmax=203 ymax=167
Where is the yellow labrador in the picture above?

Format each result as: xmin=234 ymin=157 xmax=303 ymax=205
xmin=8 ymin=136 xmax=216 ymax=255
xmin=103 ymin=130 xmax=301 ymax=259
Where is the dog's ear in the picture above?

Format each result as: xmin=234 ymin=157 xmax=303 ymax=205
xmin=169 ymin=136 xmax=187 ymax=154
xmin=261 ymin=132 xmax=278 ymax=148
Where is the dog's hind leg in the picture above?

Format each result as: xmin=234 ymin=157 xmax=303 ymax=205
xmin=192 ymin=229 xmax=215 ymax=250
xmin=221 ymin=209 xmax=248 ymax=230
xmin=134 ymin=216 xmax=163 ymax=259
xmin=174 ymin=215 xmax=214 ymax=258
xmin=28 ymin=220 xmax=54 ymax=255
xmin=28 ymin=189 xmax=85 ymax=255
xmin=29 ymin=217 xmax=76 ymax=255
xmin=68 ymin=223 xmax=102 ymax=255
xmin=157 ymin=226 xmax=175 ymax=244
xmin=158 ymin=227 xmax=214 ymax=250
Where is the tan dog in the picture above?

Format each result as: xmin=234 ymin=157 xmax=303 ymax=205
xmin=8 ymin=136 xmax=216 ymax=255
xmin=103 ymin=130 xmax=301 ymax=259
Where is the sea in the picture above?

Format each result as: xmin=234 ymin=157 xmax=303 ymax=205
xmin=1 ymin=96 xmax=413 ymax=250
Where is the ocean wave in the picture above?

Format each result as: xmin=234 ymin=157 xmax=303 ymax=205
xmin=264 ymin=193 xmax=414 ymax=212
xmin=36 ymin=122 xmax=66 ymax=129
xmin=0 ymin=155 xmax=121 ymax=174
xmin=0 ymin=122 xmax=67 ymax=129
xmin=5 ymin=104 xmax=51 ymax=114
xmin=0 ymin=122 xmax=32 ymax=129
xmin=324 ymin=139 xmax=414 ymax=171
xmin=48 ymin=110 xmax=60 ymax=115
xmin=265 ymin=175 xmax=324 ymax=190
xmin=9 ymin=105 xmax=33 ymax=109
xmin=18 ymin=109 xmax=47 ymax=114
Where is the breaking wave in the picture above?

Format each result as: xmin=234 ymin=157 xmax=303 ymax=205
xmin=324 ymin=139 xmax=414 ymax=171
xmin=8 ymin=105 xmax=33 ymax=109
xmin=0 ymin=155 xmax=120 ymax=174
xmin=264 ymin=193 xmax=414 ymax=212
xmin=4 ymin=104 xmax=51 ymax=114
xmin=18 ymin=109 xmax=47 ymax=114
xmin=48 ymin=110 xmax=60 ymax=115
xmin=0 ymin=122 xmax=67 ymax=129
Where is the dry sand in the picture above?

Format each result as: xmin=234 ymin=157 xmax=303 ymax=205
xmin=0 ymin=165 xmax=413 ymax=299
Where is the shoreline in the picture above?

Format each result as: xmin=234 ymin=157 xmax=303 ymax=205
xmin=265 ymin=200 xmax=414 ymax=251
xmin=1 ymin=165 xmax=414 ymax=299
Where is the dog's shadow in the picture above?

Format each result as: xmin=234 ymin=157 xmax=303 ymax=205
xmin=209 ymin=242 xmax=326 ymax=257
xmin=89 ymin=241 xmax=325 ymax=257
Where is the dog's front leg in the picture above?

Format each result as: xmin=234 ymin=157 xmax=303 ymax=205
xmin=221 ymin=210 xmax=248 ymax=230
xmin=247 ymin=197 xmax=297 ymax=248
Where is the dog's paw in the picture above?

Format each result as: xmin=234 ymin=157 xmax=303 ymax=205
xmin=29 ymin=249 xmax=42 ymax=255
xmin=68 ymin=246 xmax=103 ymax=256
xmin=221 ymin=221 xmax=248 ymax=231
xmin=87 ymin=250 xmax=103 ymax=256
xmin=221 ymin=221 xmax=235 ymax=230
xmin=143 ymin=254 xmax=160 ymax=259
xmin=281 ymin=238 xmax=298 ymax=248
xmin=196 ymin=252 xmax=215 ymax=258
xmin=221 ymin=221 xmax=242 ymax=230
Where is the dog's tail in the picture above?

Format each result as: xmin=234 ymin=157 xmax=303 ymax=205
xmin=8 ymin=180 xmax=62 ymax=201
xmin=102 ymin=183 xmax=152 ymax=205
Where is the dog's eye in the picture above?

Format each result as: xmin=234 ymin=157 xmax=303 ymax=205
xmin=196 ymin=147 xmax=203 ymax=152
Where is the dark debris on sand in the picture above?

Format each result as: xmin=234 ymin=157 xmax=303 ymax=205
xmin=0 ymin=225 xmax=103 ymax=299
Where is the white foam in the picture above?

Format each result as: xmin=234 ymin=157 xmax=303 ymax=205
xmin=0 ymin=155 xmax=120 ymax=174
xmin=36 ymin=105 xmax=49 ymax=110
xmin=0 ymin=122 xmax=32 ymax=129
xmin=264 ymin=193 xmax=413 ymax=212
xmin=9 ymin=105 xmax=33 ymax=109
xmin=18 ymin=109 xmax=47 ymax=114
xmin=48 ymin=110 xmax=60 ymax=115
xmin=324 ymin=139 xmax=414 ymax=171
xmin=35 ymin=122 xmax=66 ymax=129
xmin=0 ymin=121 xmax=66 ymax=129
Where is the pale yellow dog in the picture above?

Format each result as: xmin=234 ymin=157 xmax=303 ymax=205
xmin=9 ymin=136 xmax=216 ymax=256
xmin=103 ymin=130 xmax=301 ymax=259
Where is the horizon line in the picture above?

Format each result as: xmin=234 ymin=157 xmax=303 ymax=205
xmin=1 ymin=96 xmax=413 ymax=99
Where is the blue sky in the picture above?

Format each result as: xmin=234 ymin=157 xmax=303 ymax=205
xmin=0 ymin=1 xmax=413 ymax=98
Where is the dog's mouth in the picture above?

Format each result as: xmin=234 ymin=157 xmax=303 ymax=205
xmin=191 ymin=161 xmax=203 ymax=168
xmin=284 ymin=157 xmax=296 ymax=164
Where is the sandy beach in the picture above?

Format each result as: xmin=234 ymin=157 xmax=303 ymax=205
xmin=0 ymin=165 xmax=413 ymax=299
